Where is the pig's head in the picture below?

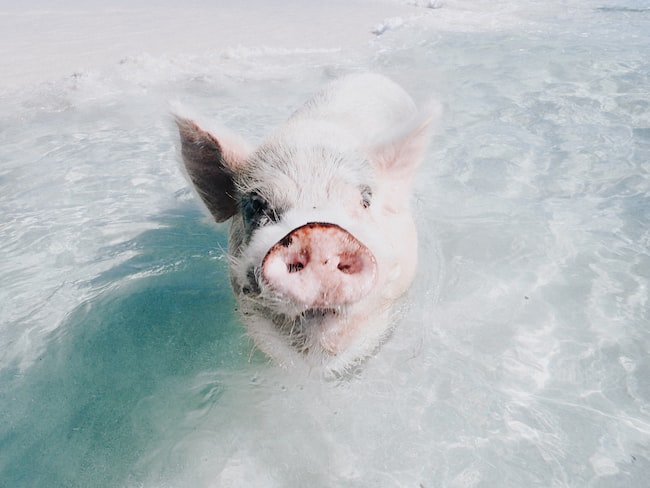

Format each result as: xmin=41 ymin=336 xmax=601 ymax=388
xmin=176 ymin=73 xmax=434 ymax=375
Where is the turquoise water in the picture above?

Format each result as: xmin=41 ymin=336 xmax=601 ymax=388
xmin=1 ymin=2 xmax=649 ymax=486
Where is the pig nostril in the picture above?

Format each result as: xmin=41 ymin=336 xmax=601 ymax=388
xmin=287 ymin=262 xmax=304 ymax=273
xmin=286 ymin=249 xmax=309 ymax=273
xmin=337 ymin=253 xmax=363 ymax=274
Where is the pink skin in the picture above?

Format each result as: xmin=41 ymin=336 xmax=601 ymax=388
xmin=261 ymin=222 xmax=377 ymax=309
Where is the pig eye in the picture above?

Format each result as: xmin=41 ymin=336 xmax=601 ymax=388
xmin=241 ymin=192 xmax=278 ymax=228
xmin=360 ymin=185 xmax=373 ymax=209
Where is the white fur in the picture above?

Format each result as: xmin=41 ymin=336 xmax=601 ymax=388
xmin=178 ymin=73 xmax=437 ymax=376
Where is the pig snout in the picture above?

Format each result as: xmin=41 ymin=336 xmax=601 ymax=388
xmin=261 ymin=222 xmax=377 ymax=309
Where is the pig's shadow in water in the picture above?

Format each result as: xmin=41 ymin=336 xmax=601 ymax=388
xmin=0 ymin=204 xmax=255 ymax=488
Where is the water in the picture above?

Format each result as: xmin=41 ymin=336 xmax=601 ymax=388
xmin=1 ymin=1 xmax=649 ymax=486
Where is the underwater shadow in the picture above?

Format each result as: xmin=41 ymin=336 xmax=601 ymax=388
xmin=0 ymin=204 xmax=252 ymax=488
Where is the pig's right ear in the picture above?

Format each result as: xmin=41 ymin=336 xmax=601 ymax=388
xmin=369 ymin=101 xmax=441 ymax=185
xmin=175 ymin=116 xmax=250 ymax=222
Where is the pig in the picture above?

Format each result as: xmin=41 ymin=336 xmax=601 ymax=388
xmin=175 ymin=73 xmax=435 ymax=375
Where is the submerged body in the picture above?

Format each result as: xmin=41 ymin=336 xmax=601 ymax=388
xmin=176 ymin=73 xmax=435 ymax=374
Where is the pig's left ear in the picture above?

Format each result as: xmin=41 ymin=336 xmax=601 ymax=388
xmin=175 ymin=116 xmax=250 ymax=222
xmin=369 ymin=104 xmax=440 ymax=182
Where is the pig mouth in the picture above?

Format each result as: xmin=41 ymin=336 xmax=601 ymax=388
xmin=277 ymin=306 xmax=344 ymax=334
xmin=302 ymin=307 xmax=340 ymax=319
xmin=300 ymin=306 xmax=343 ymax=326
xmin=261 ymin=306 xmax=347 ymax=355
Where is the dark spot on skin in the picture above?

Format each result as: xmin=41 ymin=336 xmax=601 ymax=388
xmin=241 ymin=192 xmax=280 ymax=232
xmin=360 ymin=185 xmax=372 ymax=209
xmin=279 ymin=235 xmax=293 ymax=247
xmin=244 ymin=267 xmax=261 ymax=295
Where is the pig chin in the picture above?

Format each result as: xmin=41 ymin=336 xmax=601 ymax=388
xmin=249 ymin=299 xmax=380 ymax=362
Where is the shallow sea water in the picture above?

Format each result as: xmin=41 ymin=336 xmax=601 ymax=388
xmin=1 ymin=1 xmax=649 ymax=487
